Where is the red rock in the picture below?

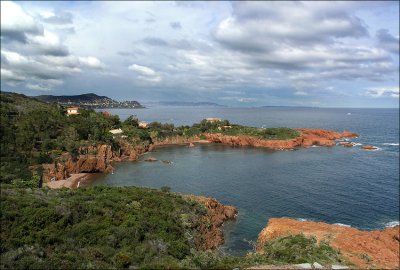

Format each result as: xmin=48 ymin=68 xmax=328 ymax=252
xmin=203 ymin=129 xmax=359 ymax=150
xmin=257 ymin=218 xmax=399 ymax=269
xmin=185 ymin=195 xmax=238 ymax=250
xmin=42 ymin=143 xmax=149 ymax=183
xmin=362 ymin=145 xmax=378 ymax=150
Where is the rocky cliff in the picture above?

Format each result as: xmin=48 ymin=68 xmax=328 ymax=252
xmin=42 ymin=128 xmax=358 ymax=183
xmin=186 ymin=195 xmax=238 ymax=250
xmin=42 ymin=143 xmax=149 ymax=183
xmin=204 ymin=129 xmax=358 ymax=150
xmin=257 ymin=218 xmax=399 ymax=269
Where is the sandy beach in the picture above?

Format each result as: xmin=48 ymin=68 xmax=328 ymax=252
xmin=44 ymin=173 xmax=92 ymax=189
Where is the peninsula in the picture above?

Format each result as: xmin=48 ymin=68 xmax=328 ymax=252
xmin=34 ymin=93 xmax=144 ymax=109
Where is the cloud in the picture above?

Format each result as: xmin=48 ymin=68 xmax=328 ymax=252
xmin=40 ymin=10 xmax=73 ymax=25
xmin=294 ymin=91 xmax=308 ymax=96
xmin=0 ymin=1 xmax=43 ymax=43
xmin=212 ymin=1 xmax=397 ymax=89
xmin=78 ymin=56 xmax=106 ymax=69
xmin=0 ymin=1 xmax=106 ymax=91
xmin=215 ymin=2 xmax=369 ymax=52
xmin=366 ymin=87 xmax=399 ymax=98
xmin=142 ymin=37 xmax=168 ymax=47
xmin=170 ymin=21 xmax=181 ymax=29
xmin=376 ymin=29 xmax=399 ymax=54
xmin=128 ymin=64 xmax=161 ymax=82
xmin=1 ymin=1 xmax=398 ymax=107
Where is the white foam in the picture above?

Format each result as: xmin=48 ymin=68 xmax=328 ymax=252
xmin=352 ymin=143 xmax=362 ymax=146
xmin=311 ymin=145 xmax=320 ymax=148
xmin=297 ymin=218 xmax=309 ymax=222
xmin=383 ymin=143 xmax=399 ymax=146
xmin=385 ymin=221 xmax=399 ymax=228
xmin=333 ymin=223 xmax=351 ymax=227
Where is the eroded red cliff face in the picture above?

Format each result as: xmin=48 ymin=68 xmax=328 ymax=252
xmin=257 ymin=218 xmax=399 ymax=269
xmin=186 ymin=195 xmax=238 ymax=250
xmin=42 ymin=129 xmax=358 ymax=183
xmin=204 ymin=129 xmax=358 ymax=150
xmin=42 ymin=143 xmax=149 ymax=183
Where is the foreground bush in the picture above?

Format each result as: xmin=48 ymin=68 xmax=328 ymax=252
xmin=0 ymin=186 xmax=209 ymax=269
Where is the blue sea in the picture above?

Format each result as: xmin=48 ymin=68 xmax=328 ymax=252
xmin=93 ymin=107 xmax=399 ymax=254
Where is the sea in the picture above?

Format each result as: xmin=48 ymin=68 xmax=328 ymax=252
xmin=92 ymin=107 xmax=399 ymax=254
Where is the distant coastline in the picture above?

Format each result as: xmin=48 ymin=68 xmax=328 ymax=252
xmin=33 ymin=92 xmax=145 ymax=109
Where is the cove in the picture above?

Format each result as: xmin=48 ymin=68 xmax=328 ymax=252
xmin=88 ymin=142 xmax=400 ymax=255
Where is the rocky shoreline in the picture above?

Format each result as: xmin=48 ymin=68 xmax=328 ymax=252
xmin=204 ymin=128 xmax=358 ymax=150
xmin=257 ymin=218 xmax=400 ymax=269
xmin=38 ymin=128 xmax=399 ymax=267
xmin=41 ymin=128 xmax=359 ymax=186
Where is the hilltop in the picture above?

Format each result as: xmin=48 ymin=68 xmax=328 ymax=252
xmin=34 ymin=93 xmax=144 ymax=109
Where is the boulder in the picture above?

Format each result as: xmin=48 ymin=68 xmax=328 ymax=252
xmin=362 ymin=145 xmax=378 ymax=150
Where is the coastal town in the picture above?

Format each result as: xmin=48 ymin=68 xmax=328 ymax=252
xmin=35 ymin=93 xmax=144 ymax=109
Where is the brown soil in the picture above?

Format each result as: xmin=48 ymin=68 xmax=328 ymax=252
xmin=257 ymin=218 xmax=399 ymax=269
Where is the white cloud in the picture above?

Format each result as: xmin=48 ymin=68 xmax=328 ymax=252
xmin=0 ymin=2 xmax=106 ymax=91
xmin=128 ymin=64 xmax=156 ymax=76
xmin=78 ymin=56 xmax=105 ymax=69
xmin=294 ymin=91 xmax=308 ymax=96
xmin=0 ymin=1 xmax=43 ymax=41
xmin=366 ymin=87 xmax=399 ymax=98
xmin=128 ymin=64 xmax=161 ymax=82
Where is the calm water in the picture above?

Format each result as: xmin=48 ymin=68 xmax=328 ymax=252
xmin=93 ymin=107 xmax=399 ymax=254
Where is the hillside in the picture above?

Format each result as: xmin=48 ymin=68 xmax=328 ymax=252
xmin=35 ymin=93 xmax=144 ymax=109
xmin=0 ymin=185 xmax=237 ymax=269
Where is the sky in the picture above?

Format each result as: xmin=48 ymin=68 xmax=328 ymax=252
xmin=1 ymin=1 xmax=399 ymax=107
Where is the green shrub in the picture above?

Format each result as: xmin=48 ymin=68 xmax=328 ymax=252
xmin=261 ymin=234 xmax=343 ymax=264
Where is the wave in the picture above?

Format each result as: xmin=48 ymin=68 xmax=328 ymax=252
xmin=385 ymin=221 xmax=399 ymax=228
xmin=382 ymin=143 xmax=399 ymax=146
xmin=296 ymin=218 xmax=313 ymax=222
xmin=333 ymin=223 xmax=351 ymax=227
xmin=352 ymin=143 xmax=362 ymax=146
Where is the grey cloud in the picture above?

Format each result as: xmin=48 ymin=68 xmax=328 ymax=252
xmin=215 ymin=1 xmax=369 ymax=54
xmin=145 ymin=18 xmax=156 ymax=23
xmin=376 ymin=29 xmax=399 ymax=54
xmin=211 ymin=1 xmax=395 ymax=84
xmin=1 ymin=22 xmax=44 ymax=44
xmin=170 ymin=21 xmax=182 ymax=29
xmin=41 ymin=11 xmax=73 ymax=25
xmin=142 ymin=37 xmax=168 ymax=46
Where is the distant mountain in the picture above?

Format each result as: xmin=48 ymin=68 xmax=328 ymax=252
xmin=34 ymin=93 xmax=144 ymax=109
xmin=147 ymin=101 xmax=225 ymax=107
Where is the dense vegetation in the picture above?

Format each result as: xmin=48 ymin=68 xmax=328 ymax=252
xmin=1 ymin=92 xmax=299 ymax=186
xmin=199 ymin=121 xmax=300 ymax=140
xmin=1 ymin=185 xmax=346 ymax=269
xmin=0 ymin=185 xmax=208 ymax=269
xmin=1 ymin=92 xmax=119 ymax=184
xmin=1 ymin=92 xmax=340 ymax=269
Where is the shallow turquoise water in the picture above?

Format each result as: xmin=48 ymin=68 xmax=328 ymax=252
xmin=92 ymin=107 xmax=399 ymax=254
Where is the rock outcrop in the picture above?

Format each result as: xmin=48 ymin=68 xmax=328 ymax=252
xmin=362 ymin=145 xmax=378 ymax=150
xmin=186 ymin=195 xmax=238 ymax=250
xmin=204 ymin=129 xmax=358 ymax=150
xmin=257 ymin=218 xmax=399 ymax=269
xmin=42 ymin=143 xmax=149 ymax=183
